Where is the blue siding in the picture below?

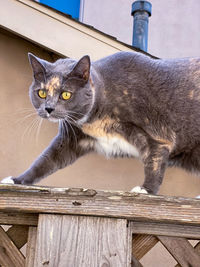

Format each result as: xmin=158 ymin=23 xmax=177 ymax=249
xmin=40 ymin=0 xmax=80 ymax=20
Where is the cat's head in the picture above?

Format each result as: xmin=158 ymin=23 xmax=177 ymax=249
xmin=28 ymin=53 xmax=94 ymax=124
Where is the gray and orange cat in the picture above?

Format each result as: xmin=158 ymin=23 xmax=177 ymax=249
xmin=2 ymin=51 xmax=200 ymax=194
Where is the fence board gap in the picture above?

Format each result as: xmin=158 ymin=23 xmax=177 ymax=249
xmin=132 ymin=234 xmax=158 ymax=260
xmin=6 ymin=225 xmax=29 ymax=249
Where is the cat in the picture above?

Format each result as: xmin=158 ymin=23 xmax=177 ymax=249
xmin=2 ymin=51 xmax=200 ymax=194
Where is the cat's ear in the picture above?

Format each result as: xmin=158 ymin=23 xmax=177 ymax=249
xmin=28 ymin=53 xmax=47 ymax=82
xmin=70 ymin=55 xmax=90 ymax=82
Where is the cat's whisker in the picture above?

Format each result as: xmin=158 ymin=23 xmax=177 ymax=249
xmin=66 ymin=114 xmax=78 ymax=124
xmin=65 ymin=122 xmax=69 ymax=140
xmin=67 ymin=110 xmax=85 ymax=121
xmin=64 ymin=113 xmax=82 ymax=130
xmin=26 ymin=117 xmax=40 ymax=140
xmin=68 ymin=122 xmax=78 ymax=148
xmin=15 ymin=112 xmax=37 ymax=124
xmin=21 ymin=117 xmax=39 ymax=144
xmin=68 ymin=118 xmax=81 ymax=130
xmin=66 ymin=113 xmax=78 ymax=119
xmin=64 ymin=116 xmax=78 ymax=148
xmin=61 ymin=120 xmax=69 ymax=142
xmin=3 ymin=109 xmax=35 ymax=122
xmin=31 ymin=118 xmax=44 ymax=145
xmin=67 ymin=110 xmax=85 ymax=116
xmin=21 ymin=117 xmax=36 ymax=144
xmin=14 ymin=108 xmax=35 ymax=114
xmin=64 ymin=114 xmax=74 ymax=125
xmin=36 ymin=118 xmax=43 ymax=145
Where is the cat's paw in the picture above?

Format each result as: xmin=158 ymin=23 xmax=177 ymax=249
xmin=1 ymin=176 xmax=15 ymax=184
xmin=130 ymin=186 xmax=148 ymax=194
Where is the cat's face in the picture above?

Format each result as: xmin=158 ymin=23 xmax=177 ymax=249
xmin=28 ymin=53 xmax=94 ymax=124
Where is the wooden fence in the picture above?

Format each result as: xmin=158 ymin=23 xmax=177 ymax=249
xmin=0 ymin=184 xmax=200 ymax=266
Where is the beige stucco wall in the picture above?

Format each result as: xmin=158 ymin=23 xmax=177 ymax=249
xmin=82 ymin=0 xmax=200 ymax=58
xmin=1 ymin=28 xmax=200 ymax=202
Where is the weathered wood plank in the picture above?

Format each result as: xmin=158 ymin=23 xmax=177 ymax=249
xmin=175 ymin=241 xmax=200 ymax=267
xmin=132 ymin=234 xmax=158 ymax=260
xmin=131 ymin=221 xmax=200 ymax=239
xmin=34 ymin=214 xmax=132 ymax=267
xmin=0 ymin=246 xmax=15 ymax=267
xmin=0 ymin=226 xmax=25 ymax=267
xmin=158 ymin=236 xmax=200 ymax=267
xmin=0 ymin=211 xmax=38 ymax=226
xmin=195 ymin=241 xmax=200 ymax=251
xmin=25 ymin=227 xmax=37 ymax=267
xmin=0 ymin=184 xmax=200 ymax=225
xmin=6 ymin=225 xmax=29 ymax=249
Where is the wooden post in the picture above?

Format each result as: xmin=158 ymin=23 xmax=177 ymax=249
xmin=34 ymin=214 xmax=132 ymax=267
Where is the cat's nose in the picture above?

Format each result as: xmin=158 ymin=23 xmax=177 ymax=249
xmin=45 ymin=107 xmax=54 ymax=114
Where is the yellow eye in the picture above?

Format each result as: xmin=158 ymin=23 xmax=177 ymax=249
xmin=38 ymin=89 xmax=47 ymax=99
xmin=61 ymin=91 xmax=72 ymax=100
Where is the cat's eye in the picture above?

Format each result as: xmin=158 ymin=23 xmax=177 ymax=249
xmin=61 ymin=91 xmax=72 ymax=100
xmin=38 ymin=89 xmax=47 ymax=99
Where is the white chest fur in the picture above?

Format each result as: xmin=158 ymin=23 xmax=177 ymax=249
xmin=81 ymin=117 xmax=140 ymax=158
xmin=95 ymin=136 xmax=140 ymax=158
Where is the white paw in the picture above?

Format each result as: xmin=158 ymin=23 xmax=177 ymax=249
xmin=1 ymin=176 xmax=14 ymax=184
xmin=196 ymin=195 xmax=200 ymax=199
xmin=131 ymin=186 xmax=148 ymax=194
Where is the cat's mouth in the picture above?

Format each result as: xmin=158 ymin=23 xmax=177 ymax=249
xmin=38 ymin=111 xmax=62 ymax=123
xmin=38 ymin=109 xmax=82 ymax=124
xmin=48 ymin=115 xmax=59 ymax=123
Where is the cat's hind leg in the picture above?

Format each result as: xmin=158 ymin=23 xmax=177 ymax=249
xmin=131 ymin=186 xmax=148 ymax=194
xmin=131 ymin=141 xmax=170 ymax=195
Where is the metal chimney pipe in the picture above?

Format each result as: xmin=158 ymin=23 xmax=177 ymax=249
xmin=131 ymin=1 xmax=152 ymax=52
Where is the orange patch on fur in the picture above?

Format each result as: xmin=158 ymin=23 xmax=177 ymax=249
xmin=82 ymin=116 xmax=114 ymax=138
xmin=188 ymin=90 xmax=194 ymax=99
xmin=153 ymin=160 xmax=159 ymax=172
xmin=46 ymin=76 xmax=60 ymax=97
xmin=113 ymin=107 xmax=120 ymax=115
xmin=81 ymin=116 xmax=121 ymax=139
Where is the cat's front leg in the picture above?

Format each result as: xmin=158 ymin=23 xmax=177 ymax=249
xmin=132 ymin=143 xmax=170 ymax=194
xmin=1 ymin=134 xmax=86 ymax=185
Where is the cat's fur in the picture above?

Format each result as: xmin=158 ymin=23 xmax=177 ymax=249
xmin=2 ymin=51 xmax=200 ymax=194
